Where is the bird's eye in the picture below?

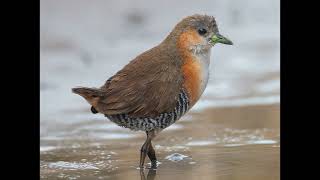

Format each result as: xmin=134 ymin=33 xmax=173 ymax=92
xmin=198 ymin=28 xmax=207 ymax=35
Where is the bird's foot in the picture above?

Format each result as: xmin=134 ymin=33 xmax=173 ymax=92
xmin=150 ymin=160 xmax=158 ymax=169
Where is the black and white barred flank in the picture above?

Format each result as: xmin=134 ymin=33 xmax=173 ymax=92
xmin=105 ymin=90 xmax=190 ymax=131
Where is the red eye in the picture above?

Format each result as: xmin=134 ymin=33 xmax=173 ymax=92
xmin=198 ymin=28 xmax=207 ymax=35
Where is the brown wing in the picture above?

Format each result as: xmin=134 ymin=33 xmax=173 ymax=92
xmin=97 ymin=46 xmax=183 ymax=118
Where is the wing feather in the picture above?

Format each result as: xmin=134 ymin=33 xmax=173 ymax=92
xmin=96 ymin=47 xmax=183 ymax=118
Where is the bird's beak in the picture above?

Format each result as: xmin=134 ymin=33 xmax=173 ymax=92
xmin=210 ymin=33 xmax=233 ymax=45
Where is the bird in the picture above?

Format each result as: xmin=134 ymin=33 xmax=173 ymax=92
xmin=72 ymin=14 xmax=233 ymax=169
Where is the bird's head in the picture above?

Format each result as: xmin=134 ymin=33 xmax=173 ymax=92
xmin=165 ymin=14 xmax=233 ymax=54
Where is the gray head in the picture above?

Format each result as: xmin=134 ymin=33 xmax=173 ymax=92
xmin=165 ymin=14 xmax=233 ymax=50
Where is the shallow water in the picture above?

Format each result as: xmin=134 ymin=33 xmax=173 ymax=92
xmin=40 ymin=104 xmax=279 ymax=180
xmin=40 ymin=0 xmax=279 ymax=179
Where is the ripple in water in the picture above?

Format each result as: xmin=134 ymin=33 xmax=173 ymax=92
xmin=40 ymin=146 xmax=57 ymax=152
xmin=186 ymin=140 xmax=216 ymax=146
xmin=165 ymin=153 xmax=190 ymax=162
xmin=48 ymin=161 xmax=99 ymax=170
xmin=247 ymin=139 xmax=277 ymax=144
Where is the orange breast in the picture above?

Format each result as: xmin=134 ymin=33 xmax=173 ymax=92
xmin=177 ymin=29 xmax=203 ymax=106
xmin=182 ymin=59 xmax=202 ymax=105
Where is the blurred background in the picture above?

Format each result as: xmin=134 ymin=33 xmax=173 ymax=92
xmin=40 ymin=0 xmax=279 ymax=179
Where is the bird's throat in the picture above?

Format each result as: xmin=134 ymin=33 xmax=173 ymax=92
xmin=177 ymin=30 xmax=211 ymax=107
xmin=181 ymin=51 xmax=210 ymax=107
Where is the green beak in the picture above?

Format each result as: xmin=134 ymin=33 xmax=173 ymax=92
xmin=211 ymin=33 xmax=233 ymax=45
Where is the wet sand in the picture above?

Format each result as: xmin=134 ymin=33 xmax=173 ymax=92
xmin=40 ymin=103 xmax=279 ymax=180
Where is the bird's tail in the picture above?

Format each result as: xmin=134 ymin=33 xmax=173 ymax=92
xmin=72 ymin=87 xmax=104 ymax=114
xmin=72 ymin=87 xmax=103 ymax=99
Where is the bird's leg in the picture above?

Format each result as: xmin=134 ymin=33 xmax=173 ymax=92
xmin=147 ymin=142 xmax=157 ymax=169
xmin=139 ymin=130 xmax=156 ymax=168
xmin=139 ymin=140 xmax=149 ymax=168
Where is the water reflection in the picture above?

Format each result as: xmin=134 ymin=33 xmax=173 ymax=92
xmin=140 ymin=169 xmax=157 ymax=180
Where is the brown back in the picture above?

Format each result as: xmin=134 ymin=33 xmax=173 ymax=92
xmin=97 ymin=43 xmax=183 ymax=118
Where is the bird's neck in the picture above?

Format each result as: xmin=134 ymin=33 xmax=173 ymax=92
xmin=178 ymin=45 xmax=211 ymax=107
xmin=161 ymin=31 xmax=211 ymax=106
